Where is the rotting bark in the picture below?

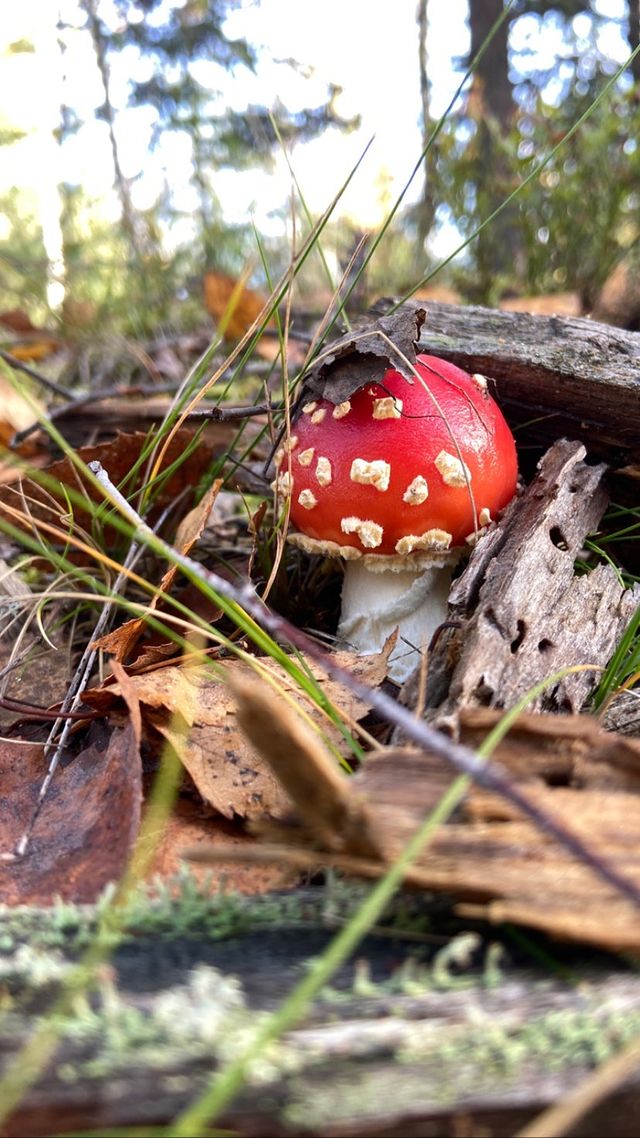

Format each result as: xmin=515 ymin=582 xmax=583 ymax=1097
xmin=397 ymin=438 xmax=639 ymax=727
xmin=369 ymin=298 xmax=640 ymax=468
xmin=2 ymin=896 xmax=640 ymax=1138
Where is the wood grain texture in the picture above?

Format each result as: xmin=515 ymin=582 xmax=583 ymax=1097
xmin=402 ymin=439 xmax=640 ymax=722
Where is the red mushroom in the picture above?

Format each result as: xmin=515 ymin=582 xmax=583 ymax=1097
xmin=278 ymin=354 xmax=518 ymax=682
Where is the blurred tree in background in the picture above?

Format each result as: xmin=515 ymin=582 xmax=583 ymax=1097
xmin=414 ymin=0 xmax=640 ymax=306
xmin=2 ymin=0 xmax=640 ymax=338
xmin=0 ymin=0 xmax=356 ymax=334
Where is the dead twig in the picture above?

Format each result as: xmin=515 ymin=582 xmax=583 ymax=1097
xmin=0 ymin=351 xmax=74 ymax=400
xmin=517 ymin=1036 xmax=640 ymax=1138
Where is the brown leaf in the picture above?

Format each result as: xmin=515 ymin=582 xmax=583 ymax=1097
xmin=84 ymin=652 xmax=380 ymax=820
xmin=499 ymin=292 xmax=581 ymax=316
xmin=0 ymin=430 xmax=216 ymax=545
xmin=0 ymin=309 xmax=38 ymax=334
xmin=0 ymin=720 xmax=142 ymax=905
xmin=143 ymin=797 xmax=295 ymax=894
xmin=302 ymin=305 xmax=426 ymax=406
xmin=203 ymin=271 xmax=270 ymax=342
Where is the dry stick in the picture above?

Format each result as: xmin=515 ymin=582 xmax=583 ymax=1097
xmin=90 ymin=459 xmax=640 ymax=913
xmin=0 ymin=697 xmax=99 ymax=721
xmin=516 ymin=1037 xmax=640 ymax=1138
xmin=12 ymin=382 xmax=184 ymax=446
xmin=1 ymin=350 xmax=74 ymax=402
xmin=192 ymin=400 xmax=284 ymax=422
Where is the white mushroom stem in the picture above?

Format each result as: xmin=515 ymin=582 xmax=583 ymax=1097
xmin=337 ymin=555 xmax=457 ymax=684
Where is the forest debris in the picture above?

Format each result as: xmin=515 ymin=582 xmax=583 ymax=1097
xmin=143 ymin=797 xmax=295 ymax=894
xmin=216 ymin=679 xmax=640 ymax=951
xmin=0 ymin=719 xmax=142 ymax=905
xmin=85 ymin=652 xmax=382 ymax=821
xmin=499 ymin=291 xmax=581 ymax=316
xmin=410 ymin=439 xmax=640 ymax=724
xmin=91 ymin=479 xmax=223 ymax=664
xmin=230 ymin=668 xmax=382 ymax=857
xmin=0 ymin=429 xmax=218 ymax=544
xmin=458 ymin=706 xmax=640 ymax=792
xmin=203 ymin=270 xmax=270 ymax=341
xmin=369 ymin=297 xmax=640 ymax=466
xmin=301 ymin=305 xmax=426 ymax=406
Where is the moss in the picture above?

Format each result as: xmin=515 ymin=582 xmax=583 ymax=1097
xmin=281 ymin=999 xmax=640 ymax=1129
xmin=0 ymin=873 xmax=441 ymax=958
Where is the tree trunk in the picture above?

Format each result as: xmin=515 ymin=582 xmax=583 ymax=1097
xmin=629 ymin=0 xmax=640 ymax=85
xmin=413 ymin=0 xmax=437 ymax=265
xmin=82 ymin=0 xmax=147 ymax=263
xmin=31 ymin=9 xmax=67 ymax=313
xmin=466 ymin=0 xmax=521 ymax=299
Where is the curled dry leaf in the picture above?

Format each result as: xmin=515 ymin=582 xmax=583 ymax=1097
xmin=85 ymin=649 xmax=385 ymax=821
xmin=300 ymin=306 xmax=426 ymax=408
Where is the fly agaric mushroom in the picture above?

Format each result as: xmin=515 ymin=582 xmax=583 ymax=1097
xmin=281 ymin=353 xmax=518 ymax=682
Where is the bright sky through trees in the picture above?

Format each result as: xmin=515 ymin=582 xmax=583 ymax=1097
xmin=0 ymin=0 xmax=470 ymax=245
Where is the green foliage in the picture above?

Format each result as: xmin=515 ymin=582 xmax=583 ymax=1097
xmin=411 ymin=0 xmax=640 ymax=304
xmin=0 ymin=190 xmax=49 ymax=317
xmin=425 ymin=77 xmax=640 ymax=303
xmin=514 ymin=83 xmax=640 ymax=300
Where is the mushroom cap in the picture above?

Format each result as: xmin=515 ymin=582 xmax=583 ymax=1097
xmin=285 ymin=354 xmax=518 ymax=559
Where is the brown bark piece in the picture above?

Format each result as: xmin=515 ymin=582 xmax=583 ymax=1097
xmin=416 ymin=439 xmax=639 ymax=723
xmin=215 ymin=706 xmax=640 ymax=951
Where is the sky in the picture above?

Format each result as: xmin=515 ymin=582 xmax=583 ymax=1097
xmin=0 ymin=0 xmax=469 ymax=247
xmin=0 ymin=0 xmax=632 ymax=272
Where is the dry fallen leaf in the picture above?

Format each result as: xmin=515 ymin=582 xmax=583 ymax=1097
xmin=0 ymin=429 xmax=217 ymax=544
xmin=143 ymin=796 xmax=295 ymax=894
xmin=0 ymin=719 xmax=142 ymax=905
xmin=203 ymin=270 xmax=270 ymax=341
xmin=85 ymin=651 xmax=385 ymax=821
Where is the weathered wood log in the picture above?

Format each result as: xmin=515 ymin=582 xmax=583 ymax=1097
xmin=2 ymin=893 xmax=640 ymax=1138
xmin=370 ymin=298 xmax=640 ymax=468
xmin=406 ymin=439 xmax=640 ymax=724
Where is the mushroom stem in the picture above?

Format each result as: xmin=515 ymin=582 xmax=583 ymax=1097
xmin=337 ymin=556 xmax=456 ymax=684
